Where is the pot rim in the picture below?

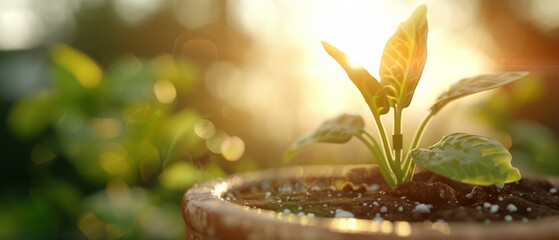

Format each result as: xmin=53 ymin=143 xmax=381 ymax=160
xmin=183 ymin=164 xmax=559 ymax=240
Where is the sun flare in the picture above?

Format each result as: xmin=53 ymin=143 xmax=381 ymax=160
xmin=310 ymin=1 xmax=401 ymax=71
xmin=299 ymin=1 xmax=492 ymax=127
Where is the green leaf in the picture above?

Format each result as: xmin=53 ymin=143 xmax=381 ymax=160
xmin=285 ymin=114 xmax=364 ymax=160
xmin=8 ymin=91 xmax=54 ymax=139
xmin=380 ymin=5 xmax=428 ymax=109
xmin=509 ymin=121 xmax=559 ymax=175
xmin=431 ymin=72 xmax=529 ymax=114
xmin=411 ymin=133 xmax=521 ymax=186
xmin=322 ymin=41 xmax=390 ymax=116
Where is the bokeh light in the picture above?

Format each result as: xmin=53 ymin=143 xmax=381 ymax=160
xmin=153 ymin=79 xmax=177 ymax=104
xmin=221 ymin=136 xmax=245 ymax=161
xmin=194 ymin=119 xmax=216 ymax=139
xmin=206 ymin=130 xmax=229 ymax=154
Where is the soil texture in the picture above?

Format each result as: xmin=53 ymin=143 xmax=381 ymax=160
xmin=226 ymin=168 xmax=559 ymax=223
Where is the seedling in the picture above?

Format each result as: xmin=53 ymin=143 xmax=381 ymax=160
xmin=285 ymin=5 xmax=528 ymax=187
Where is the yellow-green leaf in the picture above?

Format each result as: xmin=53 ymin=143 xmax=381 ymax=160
xmin=380 ymin=5 xmax=428 ymax=108
xmin=411 ymin=133 xmax=521 ymax=186
xmin=50 ymin=44 xmax=103 ymax=89
xmin=430 ymin=72 xmax=529 ymax=114
xmin=322 ymin=41 xmax=390 ymax=116
xmin=284 ymin=114 xmax=364 ymax=161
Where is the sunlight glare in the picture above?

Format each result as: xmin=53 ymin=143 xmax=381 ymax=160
xmin=298 ymin=1 xmax=416 ymax=127
xmin=310 ymin=1 xmax=399 ymax=71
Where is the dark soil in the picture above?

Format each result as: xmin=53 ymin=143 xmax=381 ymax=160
xmin=226 ymin=168 xmax=559 ymax=223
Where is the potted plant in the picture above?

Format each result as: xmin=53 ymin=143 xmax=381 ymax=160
xmin=183 ymin=5 xmax=559 ymax=239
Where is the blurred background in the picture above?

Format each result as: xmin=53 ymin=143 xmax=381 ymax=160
xmin=1 ymin=0 xmax=559 ymax=239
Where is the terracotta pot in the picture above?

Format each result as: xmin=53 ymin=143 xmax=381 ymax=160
xmin=182 ymin=165 xmax=559 ymax=240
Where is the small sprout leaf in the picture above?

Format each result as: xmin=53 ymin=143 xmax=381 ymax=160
xmin=431 ymin=72 xmax=529 ymax=114
xmin=284 ymin=114 xmax=364 ymax=160
xmin=411 ymin=133 xmax=521 ymax=186
xmin=379 ymin=5 xmax=428 ymax=109
xmin=322 ymin=41 xmax=390 ymax=116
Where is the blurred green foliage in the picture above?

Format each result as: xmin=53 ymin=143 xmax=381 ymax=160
xmin=473 ymin=74 xmax=559 ymax=176
xmin=2 ymin=44 xmax=247 ymax=239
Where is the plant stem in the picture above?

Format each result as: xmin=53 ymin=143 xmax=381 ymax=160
xmin=402 ymin=112 xmax=435 ymax=181
xmin=362 ymin=131 xmax=383 ymax=158
xmin=356 ymin=134 xmax=396 ymax=186
xmin=372 ymin=114 xmax=398 ymax=182
xmin=393 ymin=107 xmax=404 ymax=183
xmin=362 ymin=131 xmax=393 ymax=175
